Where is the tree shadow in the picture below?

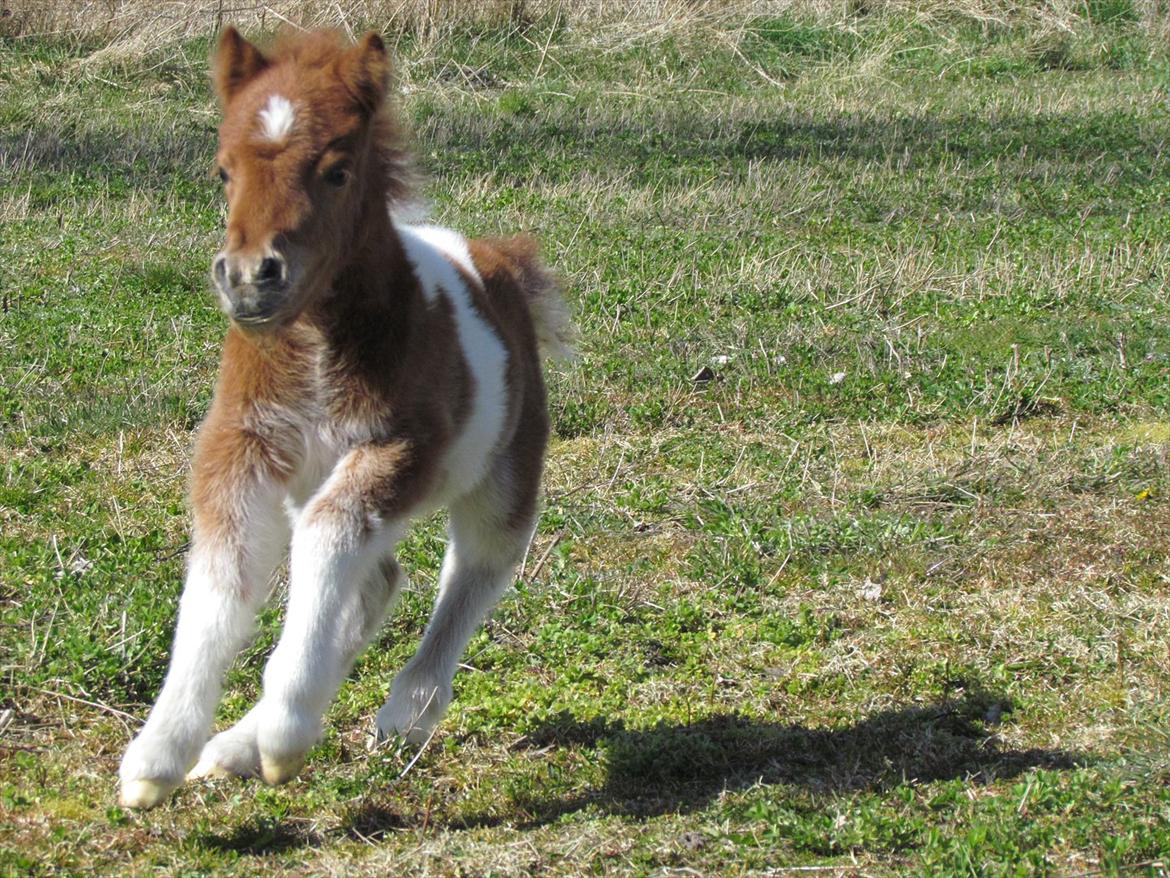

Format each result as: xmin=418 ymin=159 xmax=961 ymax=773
xmin=453 ymin=685 xmax=1083 ymax=828
xmin=423 ymin=105 xmax=1160 ymax=188
xmin=5 ymin=103 xmax=1159 ymax=194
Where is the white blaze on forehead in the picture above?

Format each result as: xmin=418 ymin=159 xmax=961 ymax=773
xmin=258 ymin=94 xmax=296 ymax=142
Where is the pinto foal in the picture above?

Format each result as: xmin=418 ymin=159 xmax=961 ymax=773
xmin=119 ymin=28 xmax=572 ymax=809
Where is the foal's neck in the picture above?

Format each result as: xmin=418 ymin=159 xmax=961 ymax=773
xmin=328 ymin=197 xmax=413 ymax=315
xmin=305 ymin=183 xmax=422 ymax=375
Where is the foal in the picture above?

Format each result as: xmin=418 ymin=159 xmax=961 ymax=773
xmin=119 ymin=27 xmax=573 ymax=809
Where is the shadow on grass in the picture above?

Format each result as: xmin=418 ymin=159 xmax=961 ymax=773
xmin=199 ymin=816 xmax=321 ymax=856
xmin=4 ymin=105 xmax=1161 ymax=194
xmin=454 ymin=686 xmax=1083 ymax=828
xmin=194 ymin=800 xmax=408 ymax=858
xmin=421 ymin=106 xmax=1163 ymax=190
xmin=190 ymin=688 xmax=1081 ymax=852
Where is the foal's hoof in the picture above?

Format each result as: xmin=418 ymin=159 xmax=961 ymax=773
xmin=259 ymin=753 xmax=305 ymax=786
xmin=119 ymin=777 xmax=178 ymax=810
xmin=188 ymin=731 xmax=261 ymax=780
xmin=188 ymin=753 xmax=254 ymax=781
xmin=375 ymin=674 xmax=451 ymax=745
xmin=368 ymin=722 xmax=391 ymax=750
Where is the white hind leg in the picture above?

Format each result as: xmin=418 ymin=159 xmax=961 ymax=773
xmin=376 ymin=488 xmax=534 ymax=744
xmin=190 ymin=557 xmax=405 ymax=780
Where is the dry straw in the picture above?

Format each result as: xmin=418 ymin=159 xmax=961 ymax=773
xmin=3 ymin=1 xmax=1158 ymax=46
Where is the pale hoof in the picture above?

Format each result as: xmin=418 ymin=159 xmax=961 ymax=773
xmin=260 ymin=752 xmax=305 ymax=786
xmin=188 ymin=753 xmax=253 ymax=780
xmin=119 ymin=777 xmax=178 ymax=810
xmin=253 ymin=702 xmax=318 ymax=785
xmin=187 ymin=759 xmax=231 ymax=780
xmin=375 ymin=675 xmax=451 ymax=745
xmin=188 ymin=730 xmax=260 ymax=780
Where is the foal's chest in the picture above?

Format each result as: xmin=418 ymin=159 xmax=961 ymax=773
xmin=269 ymin=333 xmax=386 ymax=506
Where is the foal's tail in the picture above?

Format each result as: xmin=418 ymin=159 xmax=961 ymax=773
xmin=499 ymin=236 xmax=577 ymax=362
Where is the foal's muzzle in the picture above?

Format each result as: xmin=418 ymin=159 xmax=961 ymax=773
xmin=212 ymin=250 xmax=291 ymax=327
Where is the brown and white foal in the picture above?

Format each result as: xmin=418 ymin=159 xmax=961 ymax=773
xmin=119 ymin=27 xmax=572 ymax=809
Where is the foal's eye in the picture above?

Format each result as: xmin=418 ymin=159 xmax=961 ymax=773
xmin=217 ymin=167 xmax=230 ymax=184
xmin=323 ymin=165 xmax=350 ymax=188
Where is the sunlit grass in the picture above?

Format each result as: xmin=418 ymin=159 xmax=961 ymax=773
xmin=2 ymin=5 xmax=1170 ymax=875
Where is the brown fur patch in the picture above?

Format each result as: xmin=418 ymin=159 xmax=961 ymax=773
xmin=465 ymin=238 xmax=552 ymax=530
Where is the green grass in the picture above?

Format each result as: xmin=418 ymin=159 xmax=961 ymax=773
xmin=3 ymin=6 xmax=1170 ymax=876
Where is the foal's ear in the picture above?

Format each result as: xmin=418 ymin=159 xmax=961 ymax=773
xmin=213 ymin=26 xmax=269 ymax=105
xmin=339 ymin=31 xmax=391 ymax=115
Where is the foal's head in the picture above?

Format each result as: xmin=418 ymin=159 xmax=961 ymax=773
xmin=210 ymin=28 xmax=404 ymax=330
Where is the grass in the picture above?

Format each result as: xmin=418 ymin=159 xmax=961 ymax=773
xmin=3 ymin=3 xmax=1170 ymax=875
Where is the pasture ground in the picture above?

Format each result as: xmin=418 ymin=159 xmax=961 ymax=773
xmin=2 ymin=3 xmax=1170 ymax=875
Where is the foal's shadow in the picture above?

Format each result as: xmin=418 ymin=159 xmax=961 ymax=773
xmin=452 ymin=685 xmax=1082 ymax=828
xmin=196 ymin=685 xmax=1082 ymax=851
xmin=199 ymin=816 xmax=319 ymax=855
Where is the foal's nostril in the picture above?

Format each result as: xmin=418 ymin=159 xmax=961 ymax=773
xmin=256 ymin=256 xmax=284 ymax=285
xmin=213 ymin=255 xmax=227 ymax=285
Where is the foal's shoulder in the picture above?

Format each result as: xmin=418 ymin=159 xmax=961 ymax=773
xmin=394 ymin=221 xmax=481 ymax=296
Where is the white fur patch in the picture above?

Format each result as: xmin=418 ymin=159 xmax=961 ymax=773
xmin=118 ymin=488 xmax=289 ymax=804
xmin=395 ymin=222 xmax=508 ymax=495
xmin=258 ymin=94 xmax=295 ymax=142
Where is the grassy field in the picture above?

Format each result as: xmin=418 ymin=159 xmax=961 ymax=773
xmin=3 ymin=2 xmax=1170 ymax=875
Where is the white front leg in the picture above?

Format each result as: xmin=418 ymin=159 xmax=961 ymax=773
xmin=189 ymin=557 xmax=405 ymax=780
xmin=252 ymin=509 xmax=403 ymax=784
xmin=119 ymin=489 xmax=287 ymax=808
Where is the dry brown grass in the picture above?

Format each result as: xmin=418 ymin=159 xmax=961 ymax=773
xmin=4 ymin=0 xmax=1166 ymax=53
xmin=4 ymin=0 xmax=776 ymax=41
